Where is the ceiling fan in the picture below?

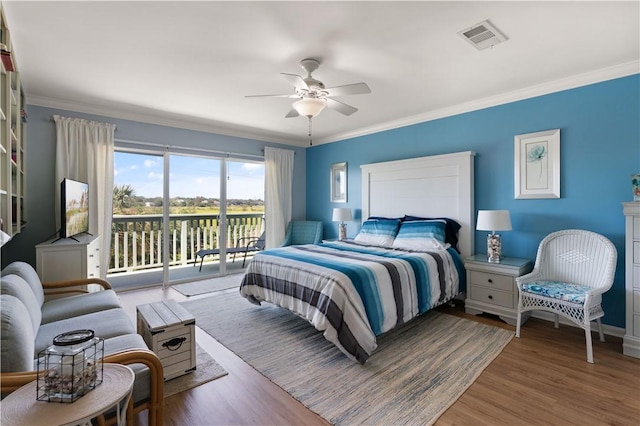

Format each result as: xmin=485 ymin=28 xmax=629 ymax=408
xmin=245 ymin=58 xmax=371 ymax=120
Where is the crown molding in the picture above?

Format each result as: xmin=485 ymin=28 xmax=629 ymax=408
xmin=28 ymin=60 xmax=638 ymax=148
xmin=313 ymin=60 xmax=639 ymax=145
xmin=26 ymin=95 xmax=309 ymax=147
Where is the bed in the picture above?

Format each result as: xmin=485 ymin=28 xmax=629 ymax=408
xmin=240 ymin=151 xmax=475 ymax=363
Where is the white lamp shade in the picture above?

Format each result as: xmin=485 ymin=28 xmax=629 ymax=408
xmin=476 ymin=210 xmax=512 ymax=232
xmin=293 ymin=98 xmax=327 ymax=118
xmin=332 ymin=207 xmax=352 ymax=222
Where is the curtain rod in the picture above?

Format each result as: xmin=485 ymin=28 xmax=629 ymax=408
xmin=50 ymin=115 xmax=117 ymax=129
xmin=50 ymin=116 xmax=289 ymax=159
xmin=115 ymin=137 xmax=264 ymax=160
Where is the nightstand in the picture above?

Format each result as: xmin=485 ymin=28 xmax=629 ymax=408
xmin=464 ymin=254 xmax=532 ymax=326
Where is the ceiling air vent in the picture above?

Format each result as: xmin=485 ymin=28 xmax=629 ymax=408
xmin=458 ymin=20 xmax=507 ymax=50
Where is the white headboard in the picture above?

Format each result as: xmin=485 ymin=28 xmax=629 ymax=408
xmin=361 ymin=151 xmax=475 ymax=258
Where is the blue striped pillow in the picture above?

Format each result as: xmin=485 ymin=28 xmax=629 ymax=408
xmin=354 ymin=218 xmax=401 ymax=246
xmin=392 ymin=219 xmax=449 ymax=251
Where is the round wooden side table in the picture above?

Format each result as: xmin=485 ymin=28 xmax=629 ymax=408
xmin=0 ymin=363 xmax=135 ymax=426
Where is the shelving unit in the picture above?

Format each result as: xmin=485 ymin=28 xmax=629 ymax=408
xmin=0 ymin=4 xmax=26 ymax=237
xmin=623 ymin=202 xmax=640 ymax=358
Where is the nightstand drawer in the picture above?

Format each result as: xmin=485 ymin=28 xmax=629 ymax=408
xmin=468 ymin=270 xmax=514 ymax=292
xmin=469 ymin=286 xmax=514 ymax=309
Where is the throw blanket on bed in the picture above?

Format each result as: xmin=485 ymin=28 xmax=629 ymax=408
xmin=239 ymin=240 xmax=463 ymax=363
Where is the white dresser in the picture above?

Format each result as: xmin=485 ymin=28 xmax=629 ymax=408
xmin=35 ymin=234 xmax=101 ymax=282
xmin=623 ymin=202 xmax=640 ymax=358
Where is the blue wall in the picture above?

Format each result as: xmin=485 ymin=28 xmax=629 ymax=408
xmin=306 ymin=74 xmax=640 ymax=328
xmin=1 ymin=105 xmax=307 ymax=268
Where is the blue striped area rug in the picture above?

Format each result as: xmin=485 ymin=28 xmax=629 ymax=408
xmin=182 ymin=291 xmax=513 ymax=425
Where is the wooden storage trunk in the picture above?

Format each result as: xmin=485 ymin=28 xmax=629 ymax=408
xmin=137 ymin=299 xmax=196 ymax=381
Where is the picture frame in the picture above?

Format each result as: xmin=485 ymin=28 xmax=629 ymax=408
xmin=330 ymin=162 xmax=347 ymax=203
xmin=514 ymin=129 xmax=560 ymax=199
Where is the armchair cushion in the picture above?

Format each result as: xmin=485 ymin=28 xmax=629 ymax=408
xmin=520 ymin=280 xmax=598 ymax=305
xmin=0 ymin=295 xmax=36 ymax=373
xmin=0 ymin=275 xmax=42 ymax=334
xmin=1 ymin=261 xmax=44 ymax=306
xmin=40 ymin=290 xmax=121 ymax=324
xmin=1 ymin=261 xmax=122 ymax=324
xmin=35 ymin=308 xmax=136 ymax=354
xmin=103 ymin=334 xmax=152 ymax=406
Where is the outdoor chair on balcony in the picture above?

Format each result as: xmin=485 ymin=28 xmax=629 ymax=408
xmin=195 ymin=231 xmax=266 ymax=271
xmin=515 ymin=229 xmax=617 ymax=363
xmin=281 ymin=221 xmax=323 ymax=246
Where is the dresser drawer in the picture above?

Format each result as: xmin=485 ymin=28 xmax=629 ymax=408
xmin=469 ymin=286 xmax=514 ymax=309
xmin=468 ymin=270 xmax=514 ymax=292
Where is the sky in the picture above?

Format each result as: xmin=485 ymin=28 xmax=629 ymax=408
xmin=114 ymin=151 xmax=265 ymax=200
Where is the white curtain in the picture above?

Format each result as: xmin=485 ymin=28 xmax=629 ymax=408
xmin=54 ymin=115 xmax=116 ymax=279
xmin=264 ymin=146 xmax=294 ymax=248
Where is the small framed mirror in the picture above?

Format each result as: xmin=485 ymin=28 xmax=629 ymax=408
xmin=330 ymin=162 xmax=347 ymax=203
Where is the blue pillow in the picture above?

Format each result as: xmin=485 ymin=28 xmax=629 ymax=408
xmin=403 ymin=215 xmax=461 ymax=251
xmin=392 ymin=219 xmax=449 ymax=251
xmin=354 ymin=218 xmax=401 ymax=246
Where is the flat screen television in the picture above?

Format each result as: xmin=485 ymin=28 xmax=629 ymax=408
xmin=60 ymin=178 xmax=89 ymax=239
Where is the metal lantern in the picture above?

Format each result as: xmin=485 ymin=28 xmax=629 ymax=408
xmin=37 ymin=329 xmax=104 ymax=403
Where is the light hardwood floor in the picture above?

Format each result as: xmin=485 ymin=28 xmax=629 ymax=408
xmin=118 ymin=286 xmax=640 ymax=426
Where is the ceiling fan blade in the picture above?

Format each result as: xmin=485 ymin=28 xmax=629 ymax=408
xmin=245 ymin=93 xmax=298 ymax=98
xmin=285 ymin=108 xmax=300 ymax=118
xmin=281 ymin=73 xmax=309 ymax=90
xmin=324 ymin=82 xmax=371 ymax=97
xmin=326 ymin=98 xmax=358 ymax=116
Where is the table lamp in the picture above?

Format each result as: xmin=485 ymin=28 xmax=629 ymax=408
xmin=476 ymin=210 xmax=512 ymax=263
xmin=332 ymin=207 xmax=352 ymax=240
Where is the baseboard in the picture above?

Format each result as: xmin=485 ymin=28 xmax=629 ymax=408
xmin=623 ymin=335 xmax=640 ymax=358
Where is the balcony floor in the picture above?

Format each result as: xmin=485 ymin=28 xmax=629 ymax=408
xmin=107 ymin=254 xmax=253 ymax=291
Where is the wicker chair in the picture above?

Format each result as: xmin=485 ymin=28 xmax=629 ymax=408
xmin=281 ymin=221 xmax=323 ymax=246
xmin=515 ymin=229 xmax=617 ymax=363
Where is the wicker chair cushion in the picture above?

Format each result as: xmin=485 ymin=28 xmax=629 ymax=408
xmin=521 ymin=281 xmax=591 ymax=304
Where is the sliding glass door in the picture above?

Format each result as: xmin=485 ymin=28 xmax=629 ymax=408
xmin=168 ymin=154 xmax=223 ymax=282
xmin=224 ymin=160 xmax=265 ymax=274
xmin=111 ymin=151 xmax=165 ymax=287
xmin=109 ymin=149 xmax=264 ymax=289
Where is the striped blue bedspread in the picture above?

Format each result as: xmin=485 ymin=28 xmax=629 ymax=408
xmin=239 ymin=240 xmax=464 ymax=363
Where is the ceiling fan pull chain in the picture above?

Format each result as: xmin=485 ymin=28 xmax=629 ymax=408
xmin=308 ymin=117 xmax=313 ymax=146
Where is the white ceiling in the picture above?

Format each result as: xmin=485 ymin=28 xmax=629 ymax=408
xmin=3 ymin=1 xmax=639 ymax=147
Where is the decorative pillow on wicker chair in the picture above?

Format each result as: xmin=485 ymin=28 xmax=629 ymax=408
xmin=392 ymin=219 xmax=449 ymax=251
xmin=520 ymin=281 xmax=592 ymax=304
xmin=354 ymin=218 xmax=401 ymax=247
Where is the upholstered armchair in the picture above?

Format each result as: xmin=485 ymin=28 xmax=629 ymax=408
xmin=281 ymin=221 xmax=323 ymax=246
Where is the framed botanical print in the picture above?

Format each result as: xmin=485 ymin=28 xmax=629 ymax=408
xmin=330 ymin=162 xmax=347 ymax=203
xmin=514 ymin=129 xmax=560 ymax=199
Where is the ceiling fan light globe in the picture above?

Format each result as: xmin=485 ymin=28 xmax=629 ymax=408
xmin=293 ymin=98 xmax=327 ymax=118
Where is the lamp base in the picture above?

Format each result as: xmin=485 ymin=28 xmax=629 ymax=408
xmin=487 ymin=233 xmax=502 ymax=263
xmin=338 ymin=223 xmax=347 ymax=240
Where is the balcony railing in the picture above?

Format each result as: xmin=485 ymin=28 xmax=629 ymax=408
xmin=109 ymin=213 xmax=264 ymax=274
